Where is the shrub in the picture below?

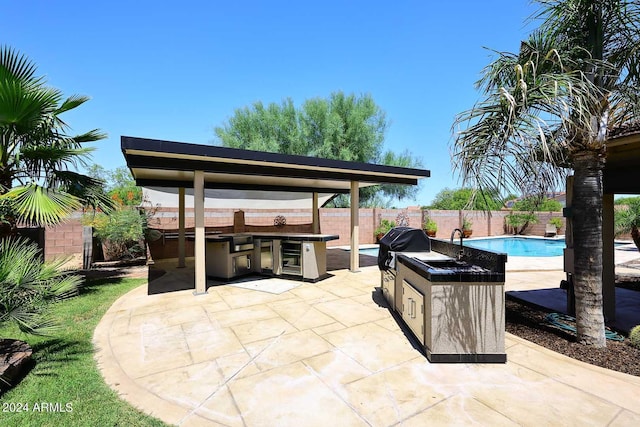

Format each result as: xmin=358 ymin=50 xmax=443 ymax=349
xmin=85 ymin=207 xmax=148 ymax=260
xmin=506 ymin=212 xmax=538 ymax=235
xmin=614 ymin=199 xmax=640 ymax=251
xmin=0 ymin=237 xmax=80 ymax=335
xmin=549 ymin=217 xmax=563 ymax=230
xmin=630 ymin=325 xmax=640 ymax=349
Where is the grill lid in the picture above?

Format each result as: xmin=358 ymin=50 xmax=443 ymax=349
xmin=377 ymin=227 xmax=431 ymax=271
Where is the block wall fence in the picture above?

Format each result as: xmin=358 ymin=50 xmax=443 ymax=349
xmin=38 ymin=208 xmax=567 ymax=261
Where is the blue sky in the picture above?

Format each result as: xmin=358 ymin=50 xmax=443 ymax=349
xmin=2 ymin=0 xmax=538 ymax=205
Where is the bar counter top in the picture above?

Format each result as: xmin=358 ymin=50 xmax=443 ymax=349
xmin=205 ymin=232 xmax=339 ymax=242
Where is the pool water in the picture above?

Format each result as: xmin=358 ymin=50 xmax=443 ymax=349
xmin=465 ymin=237 xmax=564 ymax=257
xmin=357 ymin=238 xmax=626 ymax=258
xmin=359 ymin=247 xmax=380 ymax=257
xmin=354 ymin=239 xmax=563 ymax=258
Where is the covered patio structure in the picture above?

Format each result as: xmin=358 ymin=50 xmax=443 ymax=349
xmin=565 ymin=125 xmax=640 ymax=321
xmin=121 ymin=136 xmax=430 ymax=294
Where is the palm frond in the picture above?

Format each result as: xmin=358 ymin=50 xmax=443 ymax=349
xmin=0 ymin=79 xmax=62 ymax=133
xmin=0 ymin=45 xmax=39 ymax=82
xmin=19 ymin=145 xmax=94 ymax=165
xmin=453 ymin=25 xmax=607 ymax=199
xmin=9 ymin=310 xmax=60 ymax=336
xmin=56 ymin=94 xmax=90 ymax=115
xmin=72 ymin=128 xmax=107 ymax=143
xmin=1 ymin=183 xmax=81 ymax=226
xmin=54 ymin=170 xmax=115 ymax=213
xmin=0 ymin=237 xmax=81 ymax=335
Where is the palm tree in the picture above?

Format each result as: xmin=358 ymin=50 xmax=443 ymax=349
xmin=0 ymin=46 xmax=111 ymax=233
xmin=453 ymin=0 xmax=640 ymax=347
xmin=0 ymin=237 xmax=81 ymax=335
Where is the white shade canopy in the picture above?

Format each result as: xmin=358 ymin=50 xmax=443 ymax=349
xmin=143 ymin=187 xmax=337 ymax=209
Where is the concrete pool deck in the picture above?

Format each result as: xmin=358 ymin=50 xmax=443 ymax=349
xmin=93 ymin=257 xmax=640 ymax=426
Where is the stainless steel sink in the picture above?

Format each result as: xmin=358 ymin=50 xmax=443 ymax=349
xmin=414 ymin=258 xmax=489 ymax=273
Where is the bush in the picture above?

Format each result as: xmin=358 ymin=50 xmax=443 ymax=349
xmin=0 ymin=237 xmax=80 ymax=335
xmin=630 ymin=325 xmax=640 ymax=349
xmin=549 ymin=217 xmax=563 ymax=230
xmin=614 ymin=199 xmax=640 ymax=251
xmin=506 ymin=212 xmax=538 ymax=235
xmin=84 ymin=208 xmax=148 ymax=260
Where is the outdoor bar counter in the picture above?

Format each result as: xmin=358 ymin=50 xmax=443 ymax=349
xmin=204 ymin=233 xmax=339 ymax=281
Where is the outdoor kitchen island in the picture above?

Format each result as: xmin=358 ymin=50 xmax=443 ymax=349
xmin=379 ymin=228 xmax=507 ymax=364
xmin=204 ymin=233 xmax=339 ymax=282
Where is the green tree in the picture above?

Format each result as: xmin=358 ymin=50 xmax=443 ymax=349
xmin=215 ymin=91 xmax=422 ymax=207
xmin=512 ymin=196 xmax=562 ymax=212
xmin=215 ymin=98 xmax=305 ymax=155
xmin=452 ymin=1 xmax=640 ymax=346
xmin=87 ymin=164 xmax=142 ymax=207
xmin=427 ymin=187 xmax=505 ymax=210
xmin=0 ymin=46 xmax=109 ymax=232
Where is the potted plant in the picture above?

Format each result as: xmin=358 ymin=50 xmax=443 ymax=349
xmin=423 ymin=218 xmax=438 ymax=237
xmin=462 ymin=217 xmax=473 ymax=238
xmin=374 ymin=219 xmax=396 ymax=243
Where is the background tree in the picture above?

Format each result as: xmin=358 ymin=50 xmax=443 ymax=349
xmin=0 ymin=46 xmax=109 ymax=234
xmin=511 ymin=196 xmax=563 ymax=212
xmin=86 ymin=164 xmax=142 ymax=207
xmin=506 ymin=195 xmax=563 ymax=234
xmin=215 ymin=91 xmax=423 ymax=207
xmin=427 ymin=187 xmax=506 ymax=210
xmin=452 ymin=1 xmax=640 ymax=346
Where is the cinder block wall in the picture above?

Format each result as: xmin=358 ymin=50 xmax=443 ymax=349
xmin=524 ymin=212 xmax=565 ymax=235
xmin=44 ymin=217 xmax=84 ymax=261
xmin=42 ymin=208 xmax=570 ymax=261
xmin=320 ymin=207 xmax=423 ymax=246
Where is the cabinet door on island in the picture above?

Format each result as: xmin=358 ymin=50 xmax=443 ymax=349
xmin=401 ymin=280 xmax=425 ymax=345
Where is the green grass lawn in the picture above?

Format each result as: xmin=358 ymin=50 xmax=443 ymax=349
xmin=0 ymin=275 xmax=169 ymax=427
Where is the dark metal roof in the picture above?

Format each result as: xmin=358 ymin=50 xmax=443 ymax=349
xmin=609 ymin=121 xmax=640 ymax=140
xmin=121 ymin=136 xmax=431 ymax=193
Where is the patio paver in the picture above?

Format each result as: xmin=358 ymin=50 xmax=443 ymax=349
xmin=93 ymin=261 xmax=640 ymax=426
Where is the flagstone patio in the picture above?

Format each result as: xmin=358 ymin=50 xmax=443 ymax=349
xmin=93 ymin=257 xmax=640 ymax=426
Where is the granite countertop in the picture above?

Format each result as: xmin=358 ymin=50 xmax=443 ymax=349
xmin=398 ymin=254 xmax=505 ymax=283
xmin=205 ymin=232 xmax=339 ymax=242
xmin=400 ymin=251 xmax=454 ymax=261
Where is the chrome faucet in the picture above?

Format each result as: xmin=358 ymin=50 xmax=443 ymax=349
xmin=450 ymin=228 xmax=464 ymax=260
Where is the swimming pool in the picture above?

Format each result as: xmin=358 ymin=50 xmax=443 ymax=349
xmin=356 ymin=239 xmax=563 ymax=257
xmin=357 ymin=238 xmax=627 ymax=258
xmin=357 ymin=238 xmax=564 ymax=258
xmin=465 ymin=237 xmax=564 ymax=257
xmin=358 ymin=247 xmax=380 ymax=257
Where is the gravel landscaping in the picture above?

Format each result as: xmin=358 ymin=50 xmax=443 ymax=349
xmin=506 ymin=297 xmax=640 ymax=377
